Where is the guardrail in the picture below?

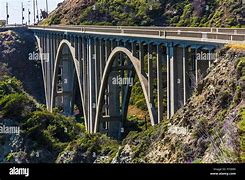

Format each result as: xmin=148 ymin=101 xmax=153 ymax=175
xmin=2 ymin=24 xmax=26 ymax=28
xmin=48 ymin=25 xmax=245 ymax=34
xmin=28 ymin=25 xmax=245 ymax=43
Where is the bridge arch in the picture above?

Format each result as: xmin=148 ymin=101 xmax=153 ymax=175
xmin=34 ymin=35 xmax=49 ymax=107
xmin=50 ymin=39 xmax=88 ymax=129
xmin=94 ymin=47 xmax=157 ymax=133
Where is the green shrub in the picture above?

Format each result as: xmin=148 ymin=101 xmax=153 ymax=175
xmin=238 ymin=107 xmax=245 ymax=162
xmin=0 ymin=76 xmax=23 ymax=98
xmin=49 ymin=14 xmax=61 ymax=25
xmin=238 ymin=107 xmax=245 ymax=132
xmin=219 ymin=90 xmax=232 ymax=108
xmin=21 ymin=111 xmax=84 ymax=153
xmin=237 ymin=57 xmax=245 ymax=79
xmin=6 ymin=153 xmax=14 ymax=162
xmin=22 ymin=111 xmax=80 ymax=140
xmin=192 ymin=158 xmax=202 ymax=163
xmin=0 ymin=93 xmax=36 ymax=119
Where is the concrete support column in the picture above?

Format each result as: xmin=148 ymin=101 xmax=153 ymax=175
xmin=46 ymin=34 xmax=51 ymax=111
xmin=119 ymin=42 xmax=126 ymax=125
xmin=195 ymin=47 xmax=198 ymax=85
xmin=182 ymin=46 xmax=187 ymax=105
xmin=131 ymin=42 xmax=137 ymax=57
xmin=147 ymin=43 xmax=154 ymax=106
xmin=139 ymin=42 xmax=144 ymax=75
xmin=99 ymin=39 xmax=105 ymax=80
xmin=103 ymin=39 xmax=111 ymax=123
xmin=208 ymin=49 xmax=211 ymax=67
xmin=108 ymin=72 xmax=121 ymax=138
xmin=107 ymin=41 xmax=121 ymax=138
xmin=167 ymin=45 xmax=174 ymax=119
xmin=111 ymin=39 xmax=116 ymax=51
xmin=77 ymin=37 xmax=82 ymax=85
xmin=157 ymin=44 xmax=163 ymax=123
xmin=62 ymin=46 xmax=73 ymax=116
xmin=94 ymin=39 xmax=101 ymax=102
xmin=49 ymin=34 xmax=54 ymax=79
xmin=82 ymin=37 xmax=89 ymax=131
xmin=185 ymin=47 xmax=192 ymax=100
xmin=50 ymin=34 xmax=57 ymax=111
xmin=104 ymin=40 xmax=110 ymax=116
xmin=43 ymin=34 xmax=47 ymax=108
xmin=174 ymin=46 xmax=184 ymax=109
xmin=53 ymin=35 xmax=57 ymax=62
xmin=77 ymin=37 xmax=81 ymax=62
xmin=40 ymin=34 xmax=48 ymax=110
xmin=76 ymin=37 xmax=79 ymax=60
xmin=105 ymin=40 xmax=111 ymax=61
xmin=197 ymin=48 xmax=210 ymax=81
xmin=88 ymin=38 xmax=96 ymax=133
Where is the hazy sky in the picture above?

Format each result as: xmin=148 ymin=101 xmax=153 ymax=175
xmin=0 ymin=0 xmax=64 ymax=24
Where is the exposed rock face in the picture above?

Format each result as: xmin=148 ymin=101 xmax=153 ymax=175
xmin=47 ymin=0 xmax=95 ymax=25
xmin=0 ymin=29 xmax=45 ymax=103
xmin=112 ymin=145 xmax=133 ymax=163
xmin=43 ymin=0 xmax=245 ymax=27
xmin=192 ymin=0 xmax=207 ymax=16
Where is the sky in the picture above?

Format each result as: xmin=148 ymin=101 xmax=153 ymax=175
xmin=0 ymin=0 xmax=64 ymax=24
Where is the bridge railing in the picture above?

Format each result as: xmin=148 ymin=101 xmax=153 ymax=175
xmin=28 ymin=25 xmax=245 ymax=43
xmin=48 ymin=25 xmax=245 ymax=34
xmin=2 ymin=24 xmax=26 ymax=28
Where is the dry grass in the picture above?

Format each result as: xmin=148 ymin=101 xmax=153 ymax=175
xmin=127 ymin=105 xmax=148 ymax=120
xmin=226 ymin=43 xmax=245 ymax=51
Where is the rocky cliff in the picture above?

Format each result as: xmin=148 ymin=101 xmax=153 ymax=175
xmin=42 ymin=0 xmax=245 ymax=27
xmin=0 ymin=28 xmax=44 ymax=103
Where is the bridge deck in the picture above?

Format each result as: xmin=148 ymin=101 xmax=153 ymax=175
xmin=28 ymin=25 xmax=245 ymax=45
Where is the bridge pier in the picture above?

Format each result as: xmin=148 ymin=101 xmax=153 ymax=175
xmin=58 ymin=46 xmax=74 ymax=116
xmin=107 ymin=69 xmax=121 ymax=138
xmin=157 ymin=44 xmax=164 ymax=123
xmin=167 ymin=45 xmax=174 ymax=118
xmin=167 ymin=45 xmax=190 ymax=118
xmin=174 ymin=46 xmax=185 ymax=109
xmin=88 ymin=38 xmax=96 ymax=133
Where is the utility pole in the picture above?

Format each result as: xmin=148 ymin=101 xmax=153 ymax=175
xmin=6 ymin=2 xmax=9 ymax=25
xmin=21 ymin=2 xmax=25 ymax=25
xmin=36 ymin=0 xmax=39 ymax=23
xmin=28 ymin=9 xmax=31 ymax=25
xmin=33 ymin=0 xmax=36 ymax=24
xmin=45 ymin=0 xmax=48 ymax=13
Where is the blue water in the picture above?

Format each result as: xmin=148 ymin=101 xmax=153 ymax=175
xmin=0 ymin=0 xmax=64 ymax=24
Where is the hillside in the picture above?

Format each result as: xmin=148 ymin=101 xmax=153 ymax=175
xmin=0 ymin=29 xmax=44 ymax=103
xmin=114 ymin=48 xmax=245 ymax=163
xmin=42 ymin=0 xmax=245 ymax=27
